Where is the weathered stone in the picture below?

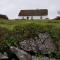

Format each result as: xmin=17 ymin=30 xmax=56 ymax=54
xmin=20 ymin=32 xmax=56 ymax=54
xmin=10 ymin=46 xmax=32 ymax=60
xmin=32 ymin=56 xmax=56 ymax=60
xmin=0 ymin=52 xmax=8 ymax=60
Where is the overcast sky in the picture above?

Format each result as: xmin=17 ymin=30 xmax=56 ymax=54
xmin=0 ymin=0 xmax=60 ymax=19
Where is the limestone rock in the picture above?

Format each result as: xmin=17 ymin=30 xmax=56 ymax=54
xmin=0 ymin=52 xmax=8 ymax=60
xmin=32 ymin=56 xmax=56 ymax=60
xmin=20 ymin=32 xmax=56 ymax=54
xmin=10 ymin=46 xmax=32 ymax=60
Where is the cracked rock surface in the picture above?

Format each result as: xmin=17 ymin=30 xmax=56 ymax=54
xmin=20 ymin=32 xmax=56 ymax=54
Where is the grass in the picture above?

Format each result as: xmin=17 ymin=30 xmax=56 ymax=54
xmin=0 ymin=19 xmax=60 ymax=59
xmin=0 ymin=19 xmax=60 ymax=29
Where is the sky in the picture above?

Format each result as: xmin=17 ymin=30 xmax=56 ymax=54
xmin=0 ymin=0 xmax=60 ymax=19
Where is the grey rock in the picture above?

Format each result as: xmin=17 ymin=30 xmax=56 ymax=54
xmin=32 ymin=56 xmax=56 ymax=60
xmin=0 ymin=52 xmax=8 ymax=60
xmin=10 ymin=46 xmax=32 ymax=60
xmin=20 ymin=32 xmax=56 ymax=54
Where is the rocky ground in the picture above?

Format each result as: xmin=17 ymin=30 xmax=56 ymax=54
xmin=0 ymin=32 xmax=58 ymax=60
xmin=0 ymin=47 xmax=57 ymax=60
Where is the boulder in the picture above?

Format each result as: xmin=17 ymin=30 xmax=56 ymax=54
xmin=20 ymin=32 xmax=56 ymax=54
xmin=10 ymin=46 xmax=32 ymax=60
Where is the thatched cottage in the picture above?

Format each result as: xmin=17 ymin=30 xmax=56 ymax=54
xmin=18 ymin=9 xmax=48 ymax=20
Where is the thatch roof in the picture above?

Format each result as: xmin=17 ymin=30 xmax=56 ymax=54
xmin=19 ymin=9 xmax=48 ymax=16
xmin=0 ymin=14 xmax=8 ymax=19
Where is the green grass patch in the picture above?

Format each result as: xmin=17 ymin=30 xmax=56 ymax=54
xmin=0 ymin=19 xmax=60 ymax=58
